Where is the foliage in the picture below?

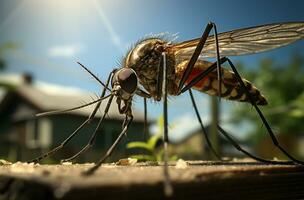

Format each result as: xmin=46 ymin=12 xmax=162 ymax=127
xmin=289 ymin=92 xmax=304 ymax=117
xmin=127 ymin=134 xmax=164 ymax=161
xmin=232 ymin=54 xmax=304 ymax=143
xmin=127 ymin=116 xmax=177 ymax=162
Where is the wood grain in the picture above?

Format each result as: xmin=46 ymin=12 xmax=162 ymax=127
xmin=0 ymin=161 xmax=303 ymax=200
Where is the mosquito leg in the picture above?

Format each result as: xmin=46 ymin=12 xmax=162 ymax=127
xmin=29 ymin=112 xmax=96 ymax=163
xmin=135 ymin=88 xmax=152 ymax=141
xmin=28 ymin=96 xmax=105 ymax=163
xmin=179 ymin=54 xmax=298 ymax=164
xmin=29 ymin=71 xmax=114 ymax=163
xmin=161 ymin=52 xmax=173 ymax=197
xmin=217 ymin=125 xmax=293 ymax=164
xmin=83 ymin=115 xmax=133 ymax=175
xmin=188 ymin=89 xmax=222 ymax=160
xmin=60 ymin=95 xmax=114 ymax=163
xmin=225 ymin=57 xmax=304 ymax=165
xmin=60 ymin=72 xmax=114 ymax=162
xmin=36 ymin=95 xmax=111 ymax=117
xmin=212 ymin=23 xmax=222 ymax=99
xmin=177 ymin=22 xmax=222 ymax=98
xmin=29 ymin=96 xmax=108 ymax=163
xmin=189 ymin=89 xmax=293 ymax=164
xmin=37 ymin=67 xmax=115 ymax=117
xmin=154 ymin=51 xmax=172 ymax=195
xmin=143 ymin=97 xmax=148 ymax=141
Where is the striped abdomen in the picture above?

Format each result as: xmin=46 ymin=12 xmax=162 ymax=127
xmin=176 ymin=60 xmax=267 ymax=105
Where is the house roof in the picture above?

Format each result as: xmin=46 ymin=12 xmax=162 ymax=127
xmin=0 ymin=74 xmax=145 ymax=122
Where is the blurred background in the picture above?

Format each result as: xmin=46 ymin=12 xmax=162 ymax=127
xmin=0 ymin=0 xmax=303 ymax=163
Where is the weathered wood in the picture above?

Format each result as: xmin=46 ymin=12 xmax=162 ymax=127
xmin=0 ymin=161 xmax=303 ymax=200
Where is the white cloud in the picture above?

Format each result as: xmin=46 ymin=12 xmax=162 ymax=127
xmin=48 ymin=44 xmax=83 ymax=58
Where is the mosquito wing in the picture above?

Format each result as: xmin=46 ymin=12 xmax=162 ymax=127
xmin=172 ymin=22 xmax=304 ymax=60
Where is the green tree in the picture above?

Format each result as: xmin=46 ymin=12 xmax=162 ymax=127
xmin=232 ymin=54 xmax=304 ymax=143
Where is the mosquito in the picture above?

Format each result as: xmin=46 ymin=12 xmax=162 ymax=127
xmin=30 ymin=21 xmax=304 ymax=195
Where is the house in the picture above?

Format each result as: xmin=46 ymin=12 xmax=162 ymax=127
xmin=169 ymin=125 xmax=254 ymax=160
xmin=170 ymin=123 xmax=304 ymax=161
xmin=0 ymin=74 xmax=148 ymax=162
xmin=256 ymin=134 xmax=304 ymax=160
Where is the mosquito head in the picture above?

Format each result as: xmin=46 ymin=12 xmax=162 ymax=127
xmin=111 ymin=68 xmax=138 ymax=100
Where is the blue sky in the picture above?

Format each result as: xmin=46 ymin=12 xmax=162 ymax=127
xmin=1 ymin=0 xmax=304 ymax=139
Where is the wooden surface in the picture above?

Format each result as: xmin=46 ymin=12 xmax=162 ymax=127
xmin=0 ymin=160 xmax=304 ymax=200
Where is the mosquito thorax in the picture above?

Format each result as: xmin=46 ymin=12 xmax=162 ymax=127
xmin=125 ymin=38 xmax=166 ymax=67
xmin=111 ymin=68 xmax=138 ymax=100
xmin=124 ymin=38 xmax=174 ymax=99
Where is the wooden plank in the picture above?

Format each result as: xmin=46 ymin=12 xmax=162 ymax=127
xmin=0 ymin=161 xmax=303 ymax=200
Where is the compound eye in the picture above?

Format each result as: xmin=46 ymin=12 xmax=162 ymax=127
xmin=117 ymin=68 xmax=138 ymax=93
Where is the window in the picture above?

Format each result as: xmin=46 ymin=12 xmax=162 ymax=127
xmin=25 ymin=118 xmax=52 ymax=149
xmin=38 ymin=118 xmax=52 ymax=148
xmin=25 ymin=120 xmax=37 ymax=149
